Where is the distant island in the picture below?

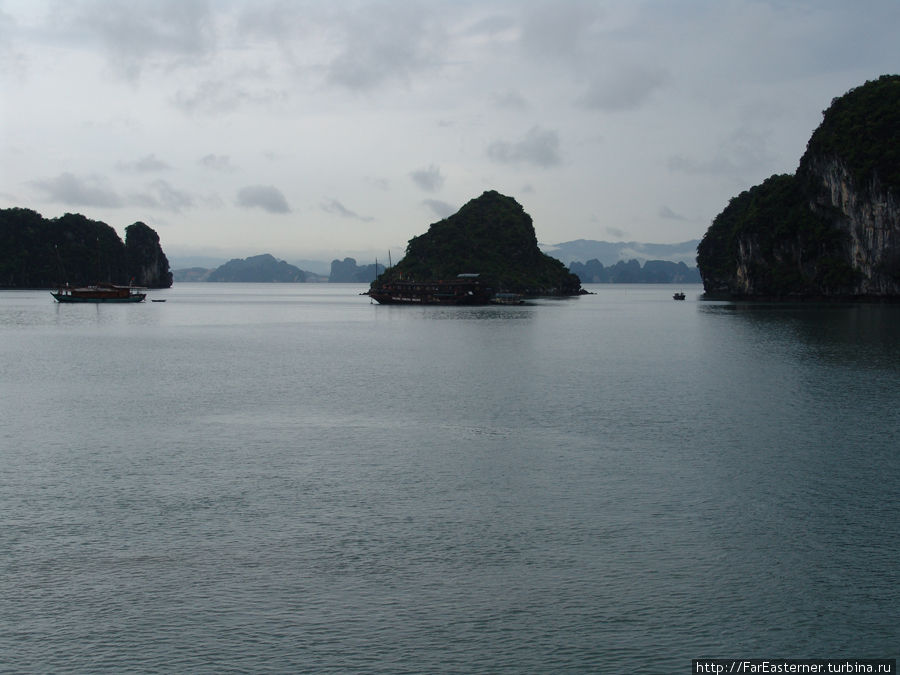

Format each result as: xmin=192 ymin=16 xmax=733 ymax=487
xmin=172 ymin=256 xmax=383 ymax=283
xmin=207 ymin=254 xmax=306 ymax=282
xmin=173 ymin=247 xmax=699 ymax=284
xmin=370 ymin=190 xmax=583 ymax=297
xmin=569 ymin=258 xmax=700 ymax=284
xmin=698 ymin=74 xmax=900 ymax=298
xmin=0 ymin=207 xmax=171 ymax=288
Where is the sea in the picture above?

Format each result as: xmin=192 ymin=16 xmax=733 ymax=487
xmin=1 ymin=283 xmax=898 ymax=674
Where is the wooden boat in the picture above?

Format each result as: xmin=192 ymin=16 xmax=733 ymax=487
xmin=367 ymin=274 xmax=493 ymax=305
xmin=52 ymin=283 xmax=147 ymax=303
xmin=673 ymin=292 xmax=686 ymax=301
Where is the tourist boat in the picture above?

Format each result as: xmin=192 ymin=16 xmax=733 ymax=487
xmin=367 ymin=274 xmax=494 ymax=305
xmin=673 ymin=291 xmax=686 ymax=301
xmin=52 ymin=283 xmax=147 ymax=303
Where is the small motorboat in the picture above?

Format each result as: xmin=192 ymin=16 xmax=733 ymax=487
xmin=673 ymin=292 xmax=686 ymax=301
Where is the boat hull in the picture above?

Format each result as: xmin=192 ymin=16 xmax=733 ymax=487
xmin=368 ymin=292 xmax=488 ymax=305
xmin=367 ymin=278 xmax=494 ymax=305
xmin=52 ymin=284 xmax=147 ymax=303
xmin=52 ymin=292 xmax=146 ymax=303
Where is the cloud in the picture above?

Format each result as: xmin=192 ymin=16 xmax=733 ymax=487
xmin=32 ymin=171 xmax=200 ymax=213
xmin=57 ymin=0 xmax=216 ymax=82
xmin=321 ymin=198 xmax=374 ymax=222
xmin=172 ymin=79 xmax=288 ymax=115
xmin=579 ymin=65 xmax=668 ymax=112
xmin=492 ymin=89 xmax=528 ymax=110
xmin=462 ymin=12 xmax=517 ymax=39
xmin=667 ymin=127 xmax=776 ymax=180
xmin=236 ymin=185 xmax=291 ymax=213
xmin=198 ymin=154 xmax=235 ymax=172
xmin=323 ymin=3 xmax=446 ymax=91
xmin=487 ymin=126 xmax=561 ymax=167
xmin=365 ymin=176 xmax=390 ymax=191
xmin=422 ymin=199 xmax=455 ymax=219
xmin=32 ymin=172 xmax=123 ymax=207
xmin=410 ymin=164 xmax=445 ymax=192
xmin=117 ymin=154 xmax=171 ymax=172
xmin=659 ymin=206 xmax=687 ymax=221
xmin=520 ymin=2 xmax=601 ymax=64
xmin=144 ymin=179 xmax=194 ymax=212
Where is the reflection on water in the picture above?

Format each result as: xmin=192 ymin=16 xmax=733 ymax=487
xmin=699 ymin=300 xmax=900 ymax=369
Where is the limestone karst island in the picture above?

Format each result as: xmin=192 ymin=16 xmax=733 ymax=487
xmin=0 ymin=209 xmax=172 ymax=289
xmin=697 ymin=74 xmax=900 ymax=299
xmin=367 ymin=190 xmax=584 ymax=304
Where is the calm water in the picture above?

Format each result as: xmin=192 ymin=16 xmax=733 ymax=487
xmin=2 ymin=284 xmax=898 ymax=673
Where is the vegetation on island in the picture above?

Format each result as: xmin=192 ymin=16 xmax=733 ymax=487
xmin=206 ymin=254 xmax=305 ymax=282
xmin=697 ymin=75 xmax=899 ymax=298
xmin=0 ymin=207 xmax=172 ymax=288
xmin=800 ymin=74 xmax=900 ymax=193
xmin=372 ymin=191 xmax=583 ymax=296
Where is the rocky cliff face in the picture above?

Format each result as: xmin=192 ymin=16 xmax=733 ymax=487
xmin=698 ymin=75 xmax=900 ymax=298
xmin=125 ymin=222 xmax=173 ymax=288
xmin=801 ymin=156 xmax=900 ymax=295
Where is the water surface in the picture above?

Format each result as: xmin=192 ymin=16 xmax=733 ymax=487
xmin=2 ymin=284 xmax=898 ymax=672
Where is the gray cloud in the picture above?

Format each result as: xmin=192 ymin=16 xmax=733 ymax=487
xmin=144 ymin=180 xmax=194 ymax=212
xmin=321 ymin=198 xmax=374 ymax=222
xmin=117 ymin=154 xmax=171 ymax=173
xmin=32 ymin=172 xmax=123 ymax=207
xmin=324 ymin=3 xmax=446 ymax=91
xmin=667 ymin=127 xmax=776 ymax=180
xmin=422 ymin=199 xmax=456 ymax=219
xmin=31 ymin=171 xmax=194 ymax=213
xmin=365 ymin=176 xmax=390 ymax=191
xmin=462 ymin=13 xmax=516 ymax=39
xmin=659 ymin=206 xmax=687 ymax=221
xmin=579 ymin=66 xmax=668 ymax=112
xmin=410 ymin=164 xmax=445 ymax=192
xmin=58 ymin=0 xmax=216 ymax=82
xmin=236 ymin=185 xmax=291 ymax=213
xmin=199 ymin=154 xmax=235 ymax=172
xmin=172 ymin=79 xmax=288 ymax=116
xmin=487 ymin=126 xmax=561 ymax=167
xmin=236 ymin=3 xmax=311 ymax=46
xmin=492 ymin=89 xmax=528 ymax=110
xmin=520 ymin=2 xmax=601 ymax=64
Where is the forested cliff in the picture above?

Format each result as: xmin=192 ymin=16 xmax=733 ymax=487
xmin=698 ymin=75 xmax=900 ymax=298
xmin=0 ymin=208 xmax=172 ymax=288
xmin=372 ymin=191 xmax=583 ymax=296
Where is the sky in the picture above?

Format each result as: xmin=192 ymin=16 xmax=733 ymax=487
xmin=1 ymin=0 xmax=898 ymax=265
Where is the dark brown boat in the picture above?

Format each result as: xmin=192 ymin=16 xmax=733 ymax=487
xmin=367 ymin=274 xmax=493 ymax=305
xmin=52 ymin=283 xmax=147 ymax=303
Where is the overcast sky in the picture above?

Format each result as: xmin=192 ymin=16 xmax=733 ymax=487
xmin=1 ymin=0 xmax=897 ymax=263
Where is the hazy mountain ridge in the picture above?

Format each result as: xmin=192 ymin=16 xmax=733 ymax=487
xmin=540 ymin=239 xmax=700 ymax=266
xmin=172 ymin=239 xmax=702 ymax=284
